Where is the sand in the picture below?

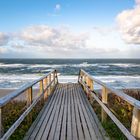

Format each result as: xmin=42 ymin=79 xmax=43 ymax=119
xmin=0 ymin=89 xmax=16 ymax=98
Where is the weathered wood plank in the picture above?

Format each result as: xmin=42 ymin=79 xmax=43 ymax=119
xmin=29 ymin=85 xmax=61 ymax=139
xmin=53 ymin=84 xmax=66 ymax=140
xmin=24 ymin=83 xmax=106 ymax=140
xmin=60 ymin=84 xmax=68 ymax=140
xmin=76 ymin=84 xmax=97 ymax=140
xmin=37 ymin=85 xmax=63 ymax=140
xmin=73 ymin=84 xmax=85 ymax=140
xmin=78 ymin=85 xmax=107 ymax=140
xmin=67 ymin=84 xmax=72 ymax=140
xmin=74 ymin=84 xmax=91 ymax=140
xmin=47 ymin=85 xmax=65 ymax=140
xmin=71 ymin=85 xmax=78 ymax=140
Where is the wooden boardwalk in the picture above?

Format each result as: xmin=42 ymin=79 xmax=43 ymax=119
xmin=24 ymin=83 xmax=107 ymax=140
xmin=0 ymin=69 xmax=139 ymax=140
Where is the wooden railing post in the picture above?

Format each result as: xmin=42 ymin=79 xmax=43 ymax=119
xmin=89 ymin=79 xmax=93 ymax=102
xmin=44 ymin=77 xmax=48 ymax=101
xmin=90 ymin=79 xmax=93 ymax=91
xmin=49 ymin=74 xmax=51 ymax=95
xmin=26 ymin=87 xmax=32 ymax=107
xmin=87 ymin=77 xmax=90 ymax=97
xmin=53 ymin=71 xmax=55 ymax=87
xmin=26 ymin=87 xmax=33 ymax=122
xmin=55 ymin=70 xmax=58 ymax=84
xmin=131 ymin=107 xmax=140 ymax=138
xmin=101 ymin=86 xmax=108 ymax=122
xmin=39 ymin=80 xmax=44 ymax=96
xmin=0 ymin=108 xmax=3 ymax=138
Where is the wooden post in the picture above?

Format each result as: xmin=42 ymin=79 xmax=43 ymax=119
xmin=39 ymin=80 xmax=44 ymax=96
xmin=0 ymin=108 xmax=3 ymax=138
xmin=26 ymin=87 xmax=32 ymax=107
xmin=101 ymin=86 xmax=108 ymax=122
xmin=87 ymin=77 xmax=90 ymax=98
xmin=89 ymin=79 xmax=93 ymax=103
xmin=48 ymin=74 xmax=51 ymax=95
xmin=83 ymin=75 xmax=86 ymax=92
xmin=131 ymin=107 xmax=140 ymax=138
xmin=53 ymin=72 xmax=55 ymax=87
xmin=26 ymin=87 xmax=33 ymax=123
xmin=55 ymin=71 xmax=58 ymax=84
xmin=44 ymin=78 xmax=48 ymax=101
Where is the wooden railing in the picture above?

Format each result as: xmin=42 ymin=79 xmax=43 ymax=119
xmin=78 ymin=69 xmax=140 ymax=140
xmin=0 ymin=69 xmax=58 ymax=140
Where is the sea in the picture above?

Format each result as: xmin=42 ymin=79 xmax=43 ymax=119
xmin=0 ymin=59 xmax=140 ymax=89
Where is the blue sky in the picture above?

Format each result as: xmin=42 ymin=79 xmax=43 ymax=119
xmin=0 ymin=0 xmax=140 ymax=58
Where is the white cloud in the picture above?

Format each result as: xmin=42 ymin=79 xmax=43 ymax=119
xmin=55 ymin=4 xmax=61 ymax=11
xmin=0 ymin=24 xmax=140 ymax=58
xmin=0 ymin=32 xmax=9 ymax=46
xmin=116 ymin=1 xmax=140 ymax=44
xmin=18 ymin=25 xmax=89 ymax=51
xmin=136 ymin=0 xmax=140 ymax=5
xmin=0 ymin=47 xmax=8 ymax=54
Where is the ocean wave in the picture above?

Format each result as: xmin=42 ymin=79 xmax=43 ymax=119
xmin=0 ymin=63 xmax=26 ymax=68
xmin=0 ymin=74 xmax=140 ymax=89
xmin=110 ymin=63 xmax=140 ymax=68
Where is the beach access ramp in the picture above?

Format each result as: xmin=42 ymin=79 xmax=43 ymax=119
xmin=0 ymin=69 xmax=139 ymax=140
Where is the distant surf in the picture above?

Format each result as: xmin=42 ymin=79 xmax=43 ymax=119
xmin=0 ymin=59 xmax=140 ymax=89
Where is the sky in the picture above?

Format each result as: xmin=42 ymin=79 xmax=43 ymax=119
xmin=0 ymin=0 xmax=140 ymax=58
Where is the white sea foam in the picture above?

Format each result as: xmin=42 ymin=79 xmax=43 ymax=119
xmin=0 ymin=74 xmax=140 ymax=89
xmin=110 ymin=63 xmax=140 ymax=68
xmin=0 ymin=63 xmax=26 ymax=68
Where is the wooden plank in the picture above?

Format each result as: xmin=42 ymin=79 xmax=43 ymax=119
xmin=23 ymin=92 xmax=54 ymax=140
xmin=76 ymin=84 xmax=97 ymax=140
xmin=60 ymin=84 xmax=68 ymax=140
xmin=71 ymin=84 xmax=78 ymax=140
xmin=47 ymin=84 xmax=65 ymax=140
xmin=72 ymin=84 xmax=84 ymax=140
xmin=53 ymin=84 xmax=66 ymax=140
xmin=83 ymin=83 xmax=136 ymax=140
xmin=78 ymin=85 xmax=107 ymax=140
xmin=67 ymin=84 xmax=72 ymax=140
xmin=25 ymin=83 xmax=109 ymax=140
xmin=74 ymin=84 xmax=91 ymax=140
xmin=29 ymin=84 xmax=61 ymax=139
xmin=36 ymin=84 xmax=63 ymax=140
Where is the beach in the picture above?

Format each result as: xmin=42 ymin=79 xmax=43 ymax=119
xmin=0 ymin=59 xmax=140 ymax=99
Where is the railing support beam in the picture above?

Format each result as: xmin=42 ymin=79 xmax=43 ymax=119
xmin=44 ymin=78 xmax=48 ymax=101
xmin=131 ymin=107 xmax=140 ymax=138
xmin=101 ymin=87 xmax=108 ymax=122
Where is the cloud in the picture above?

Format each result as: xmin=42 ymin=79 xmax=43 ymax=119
xmin=136 ymin=0 xmax=140 ymax=5
xmin=0 ymin=32 xmax=10 ymax=46
xmin=17 ymin=25 xmax=89 ymax=51
xmin=116 ymin=1 xmax=140 ymax=44
xmin=55 ymin=4 xmax=61 ymax=11
xmin=0 ymin=46 xmax=8 ymax=54
xmin=92 ymin=26 xmax=116 ymax=36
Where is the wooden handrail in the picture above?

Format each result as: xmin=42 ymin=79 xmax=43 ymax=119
xmin=78 ymin=69 xmax=140 ymax=140
xmin=80 ymin=69 xmax=140 ymax=109
xmin=0 ymin=70 xmax=56 ymax=107
xmin=0 ymin=69 xmax=58 ymax=139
